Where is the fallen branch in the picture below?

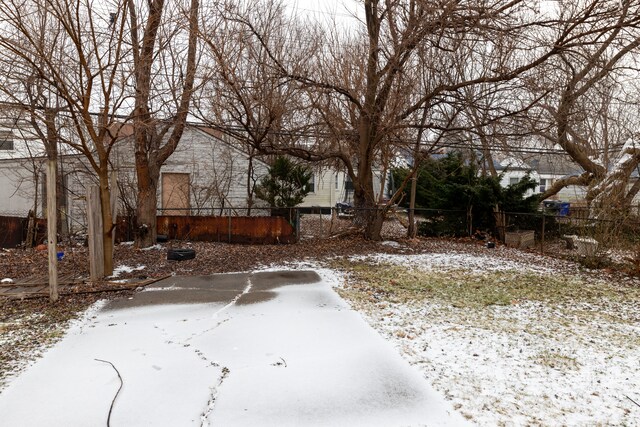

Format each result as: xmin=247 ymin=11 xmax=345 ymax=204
xmin=328 ymin=226 xmax=364 ymax=239
xmin=95 ymin=358 xmax=124 ymax=427
xmin=3 ymin=275 xmax=171 ymax=300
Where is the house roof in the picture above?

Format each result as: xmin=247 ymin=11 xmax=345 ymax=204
xmin=494 ymin=154 xmax=584 ymax=177
xmin=528 ymin=156 xmax=584 ymax=176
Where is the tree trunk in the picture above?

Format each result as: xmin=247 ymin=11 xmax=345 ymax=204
xmin=365 ymin=207 xmax=385 ymax=240
xmin=353 ymin=168 xmax=386 ymax=240
xmin=136 ymin=173 xmax=158 ymax=248
xmin=408 ymin=174 xmax=417 ymax=238
xmin=98 ymin=172 xmax=114 ymax=276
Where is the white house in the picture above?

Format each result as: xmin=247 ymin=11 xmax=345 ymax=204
xmin=495 ymin=155 xmax=587 ymax=203
xmin=0 ymin=119 xmax=393 ymax=237
xmin=299 ymin=167 xmax=390 ymax=211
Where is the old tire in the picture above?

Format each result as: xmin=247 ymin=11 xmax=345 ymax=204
xmin=167 ymin=248 xmax=196 ymax=261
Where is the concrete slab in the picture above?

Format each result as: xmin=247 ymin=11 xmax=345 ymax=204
xmin=0 ymin=270 xmax=468 ymax=426
xmin=103 ymin=273 xmax=250 ymax=310
xmin=250 ymin=270 xmax=322 ymax=290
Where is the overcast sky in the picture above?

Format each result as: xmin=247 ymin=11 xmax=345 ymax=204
xmin=285 ymin=0 xmax=362 ymax=27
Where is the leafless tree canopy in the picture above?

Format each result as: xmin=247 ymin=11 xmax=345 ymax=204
xmin=2 ymin=0 xmax=640 ymax=244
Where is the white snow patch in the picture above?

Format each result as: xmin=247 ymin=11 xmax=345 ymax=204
xmin=109 ymin=264 xmax=146 ymax=278
xmin=381 ymin=240 xmax=401 ymax=248
xmin=141 ymin=244 xmax=163 ymax=251
xmin=1 ymin=278 xmax=14 ymax=284
xmin=350 ymin=251 xmax=564 ymax=275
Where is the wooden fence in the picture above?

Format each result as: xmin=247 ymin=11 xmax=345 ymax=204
xmin=117 ymin=215 xmax=297 ymax=244
xmin=0 ymin=215 xmax=46 ymax=248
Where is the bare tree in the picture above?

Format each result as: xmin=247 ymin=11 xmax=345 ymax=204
xmin=204 ymin=0 xmax=601 ymax=240
xmin=0 ymin=0 xmax=132 ymax=276
xmin=526 ymin=0 xmax=640 ymax=217
xmin=195 ymin=1 xmax=312 ymax=216
xmin=127 ymin=0 xmax=200 ymax=247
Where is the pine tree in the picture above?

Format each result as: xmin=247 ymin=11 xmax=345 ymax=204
xmin=255 ymin=156 xmax=313 ymax=208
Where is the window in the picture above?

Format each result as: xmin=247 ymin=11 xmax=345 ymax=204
xmin=306 ymin=174 xmax=315 ymax=193
xmin=0 ymin=130 xmax=13 ymax=150
xmin=345 ymin=176 xmax=354 ymax=191
xmin=509 ymin=177 xmax=519 ymax=186
xmin=539 ymin=178 xmax=548 ymax=193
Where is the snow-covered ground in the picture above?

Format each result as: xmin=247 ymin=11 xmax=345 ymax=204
xmin=0 ymin=269 xmax=469 ymax=427
xmin=336 ymin=247 xmax=640 ymax=426
xmin=3 ymin=239 xmax=639 ymax=425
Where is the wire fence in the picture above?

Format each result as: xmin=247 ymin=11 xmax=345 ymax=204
xmin=6 ymin=204 xmax=639 ymax=261
xmin=293 ymin=205 xmax=640 ymax=259
xmin=151 ymin=205 xmax=640 ymax=249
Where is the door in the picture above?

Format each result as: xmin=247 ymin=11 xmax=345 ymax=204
xmin=162 ymin=173 xmax=190 ymax=216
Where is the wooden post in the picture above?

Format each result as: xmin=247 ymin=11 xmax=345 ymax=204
xmin=25 ymin=210 xmax=36 ymax=248
xmin=44 ymin=107 xmax=59 ymax=302
xmin=87 ymin=185 xmax=104 ymax=280
xmin=47 ymin=159 xmax=58 ymax=302
xmin=110 ymin=170 xmax=118 ymax=248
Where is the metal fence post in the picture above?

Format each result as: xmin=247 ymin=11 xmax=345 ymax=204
xmin=228 ymin=208 xmax=232 ymax=243
xmin=541 ymin=205 xmax=546 ymax=254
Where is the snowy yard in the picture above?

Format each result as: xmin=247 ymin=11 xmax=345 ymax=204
xmin=332 ymin=247 xmax=640 ymax=426
xmin=2 ymin=237 xmax=640 ymax=425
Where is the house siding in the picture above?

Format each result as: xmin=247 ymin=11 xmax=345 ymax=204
xmin=113 ymin=127 xmax=270 ymax=215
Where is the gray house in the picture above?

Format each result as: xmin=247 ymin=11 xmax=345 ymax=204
xmin=111 ymin=125 xmax=270 ymax=216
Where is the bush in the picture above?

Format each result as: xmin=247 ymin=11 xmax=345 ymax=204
xmin=393 ymin=151 xmax=540 ymax=236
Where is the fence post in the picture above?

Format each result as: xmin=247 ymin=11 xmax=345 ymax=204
xmin=228 ymin=208 xmax=232 ymax=243
xmin=541 ymin=205 xmax=546 ymax=255
xmin=87 ymin=185 xmax=104 ymax=280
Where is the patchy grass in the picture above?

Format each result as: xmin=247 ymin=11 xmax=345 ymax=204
xmin=332 ymin=259 xmax=640 ymax=315
xmin=333 ymin=255 xmax=640 ymax=425
xmin=533 ymin=350 xmax=581 ymax=370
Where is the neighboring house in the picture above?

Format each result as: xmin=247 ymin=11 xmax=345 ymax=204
xmin=0 ymin=120 xmax=52 ymax=218
xmin=0 ymin=152 xmax=94 ymax=236
xmin=299 ymin=168 xmax=390 ymax=210
xmin=0 ymin=123 xmax=274 ymax=234
xmin=495 ymin=155 xmax=588 ymax=203
xmin=112 ymin=125 xmax=271 ymax=215
xmin=0 ymin=120 xmax=45 ymax=160
xmin=0 ymin=119 xmax=394 ymax=236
